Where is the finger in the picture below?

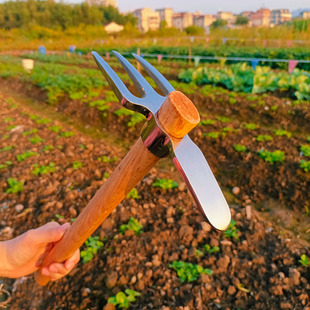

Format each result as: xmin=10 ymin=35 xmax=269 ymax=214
xmin=31 ymin=222 xmax=70 ymax=244
xmin=48 ymin=263 xmax=68 ymax=275
xmin=64 ymin=249 xmax=80 ymax=270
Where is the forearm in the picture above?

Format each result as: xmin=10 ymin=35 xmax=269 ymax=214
xmin=0 ymin=241 xmax=11 ymax=277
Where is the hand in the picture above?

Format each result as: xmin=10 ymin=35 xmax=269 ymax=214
xmin=1 ymin=222 xmax=80 ymax=281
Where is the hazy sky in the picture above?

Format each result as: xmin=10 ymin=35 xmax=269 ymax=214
xmin=117 ymin=0 xmax=309 ymax=14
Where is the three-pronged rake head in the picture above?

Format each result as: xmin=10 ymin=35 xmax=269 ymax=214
xmin=92 ymin=51 xmax=231 ymax=231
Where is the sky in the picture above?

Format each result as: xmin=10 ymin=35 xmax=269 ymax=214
xmin=117 ymin=0 xmax=310 ymax=14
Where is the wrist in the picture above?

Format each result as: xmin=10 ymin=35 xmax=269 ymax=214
xmin=0 ymin=241 xmax=13 ymax=277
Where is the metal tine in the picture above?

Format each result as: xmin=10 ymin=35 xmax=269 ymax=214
xmin=92 ymin=52 xmax=138 ymax=103
xmin=112 ymin=51 xmax=156 ymax=98
xmin=132 ymin=53 xmax=175 ymax=96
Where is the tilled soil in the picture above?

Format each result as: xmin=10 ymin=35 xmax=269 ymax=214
xmin=0 ymin=91 xmax=309 ymax=310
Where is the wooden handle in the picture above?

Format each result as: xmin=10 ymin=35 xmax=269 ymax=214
xmin=35 ymin=90 xmax=200 ymax=286
xmin=35 ymin=137 xmax=159 ymax=286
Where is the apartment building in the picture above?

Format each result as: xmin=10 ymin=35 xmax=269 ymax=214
xmin=156 ymin=8 xmax=174 ymax=27
xmin=194 ymin=14 xmax=216 ymax=31
xmin=172 ymin=12 xmax=193 ymax=30
xmin=302 ymin=11 xmax=310 ymax=19
xmin=217 ymin=10 xmax=236 ymax=24
xmin=87 ymin=0 xmax=117 ymax=7
xmin=270 ymin=9 xmax=292 ymax=25
xmin=250 ymin=8 xmax=271 ymax=27
xmin=133 ymin=8 xmax=160 ymax=32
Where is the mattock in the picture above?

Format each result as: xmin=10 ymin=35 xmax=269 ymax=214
xmin=35 ymin=51 xmax=231 ymax=286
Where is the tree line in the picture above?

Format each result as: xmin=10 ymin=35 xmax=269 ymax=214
xmin=0 ymin=0 xmax=137 ymax=30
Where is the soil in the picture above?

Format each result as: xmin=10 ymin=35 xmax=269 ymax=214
xmin=0 ymin=59 xmax=309 ymax=309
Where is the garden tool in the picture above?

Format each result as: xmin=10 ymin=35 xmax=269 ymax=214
xmin=35 ymin=51 xmax=231 ymax=286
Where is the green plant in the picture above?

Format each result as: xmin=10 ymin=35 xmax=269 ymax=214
xmin=80 ymin=236 xmax=104 ymax=263
xmin=244 ymin=123 xmax=259 ymax=130
xmin=0 ymin=145 xmax=14 ymax=152
xmin=98 ymin=156 xmax=118 ymax=163
xmin=3 ymin=117 xmax=14 ymax=122
xmin=300 ymin=144 xmax=310 ymax=157
xmin=23 ymin=128 xmax=38 ymax=136
xmin=103 ymin=172 xmax=110 ymax=179
xmin=224 ymin=220 xmax=239 ymax=240
xmin=43 ymin=145 xmax=54 ymax=152
xmin=73 ymin=161 xmax=83 ymax=169
xmin=169 ymin=261 xmax=213 ymax=283
xmin=204 ymin=131 xmax=222 ymax=139
xmin=6 ymin=178 xmax=24 ymax=194
xmin=256 ymin=135 xmax=273 ymax=142
xmin=36 ymin=118 xmax=51 ymax=124
xmin=300 ymin=160 xmax=310 ymax=172
xmin=6 ymin=124 xmax=17 ymax=131
xmin=258 ymin=149 xmax=285 ymax=164
xmin=89 ymin=100 xmax=110 ymax=111
xmin=126 ymin=188 xmax=140 ymax=199
xmin=108 ymin=289 xmax=141 ymax=310
xmin=28 ymin=135 xmax=45 ymax=144
xmin=16 ymin=150 xmax=38 ymax=162
xmin=32 ymin=163 xmax=56 ymax=175
xmin=200 ymin=119 xmax=216 ymax=126
xmin=120 ymin=217 xmax=143 ymax=235
xmin=59 ymin=131 xmax=75 ymax=138
xmin=49 ymin=125 xmax=62 ymax=133
xmin=217 ymin=116 xmax=231 ymax=123
xmin=299 ymin=254 xmax=310 ymax=267
xmin=0 ymin=161 xmax=13 ymax=170
xmin=194 ymin=249 xmax=204 ymax=258
xmin=274 ymin=129 xmax=291 ymax=138
xmin=203 ymin=244 xmax=220 ymax=253
xmin=234 ymin=144 xmax=247 ymax=152
xmin=152 ymin=178 xmax=178 ymax=190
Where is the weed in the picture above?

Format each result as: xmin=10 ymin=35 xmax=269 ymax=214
xmin=204 ymin=132 xmax=222 ymax=139
xmin=6 ymin=178 xmax=24 ymax=194
xmin=103 ymin=172 xmax=110 ymax=179
xmin=80 ymin=236 xmax=104 ymax=263
xmin=229 ymin=98 xmax=237 ymax=104
xmin=200 ymin=119 xmax=216 ymax=126
xmin=108 ymin=289 xmax=141 ymax=310
xmin=16 ymin=150 xmax=38 ymax=162
xmin=29 ymin=114 xmax=40 ymax=120
xmin=152 ymin=178 xmax=178 ymax=190
xmin=224 ymin=220 xmax=239 ymax=241
xmin=120 ymin=217 xmax=143 ymax=235
xmin=6 ymin=125 xmax=17 ymax=131
xmin=98 ymin=156 xmax=118 ymax=163
xmin=256 ymin=135 xmax=273 ymax=142
xmin=258 ymin=149 xmax=285 ymax=164
xmin=300 ymin=160 xmax=310 ymax=172
xmin=128 ymin=113 xmax=145 ymax=128
xmin=28 ymin=135 xmax=45 ymax=144
xmin=274 ymin=129 xmax=291 ymax=138
xmin=0 ymin=145 xmax=14 ymax=152
xmin=89 ymin=100 xmax=110 ymax=111
xmin=238 ymin=283 xmax=250 ymax=293
xmin=23 ymin=128 xmax=38 ymax=136
xmin=32 ymin=163 xmax=56 ymax=175
xmin=73 ymin=161 xmax=83 ymax=169
xmin=43 ymin=145 xmax=54 ymax=152
xmin=300 ymin=144 xmax=310 ymax=157
xmin=126 ymin=188 xmax=140 ymax=199
xmin=49 ymin=125 xmax=62 ymax=133
xmin=217 ymin=116 xmax=231 ymax=123
xmin=59 ymin=131 xmax=75 ymax=138
xmin=0 ymin=161 xmax=13 ymax=170
xmin=55 ymin=214 xmax=64 ymax=219
xmin=36 ymin=118 xmax=51 ymax=125
xmin=194 ymin=249 xmax=204 ymax=258
xmin=299 ymin=254 xmax=309 ymax=267
xmin=244 ymin=123 xmax=259 ymax=130
xmin=234 ymin=144 xmax=247 ymax=152
xmin=222 ymin=127 xmax=235 ymax=133
xmin=203 ymin=244 xmax=220 ymax=253
xmin=169 ymin=261 xmax=213 ymax=282
xmin=3 ymin=117 xmax=15 ymax=122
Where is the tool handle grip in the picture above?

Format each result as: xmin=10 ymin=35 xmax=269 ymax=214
xmin=35 ymin=137 xmax=159 ymax=286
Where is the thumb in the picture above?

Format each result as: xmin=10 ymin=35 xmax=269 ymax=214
xmin=32 ymin=222 xmax=70 ymax=244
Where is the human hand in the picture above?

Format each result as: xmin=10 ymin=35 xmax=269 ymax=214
xmin=1 ymin=222 xmax=80 ymax=281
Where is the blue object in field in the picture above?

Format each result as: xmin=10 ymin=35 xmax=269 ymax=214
xmin=78 ymin=51 xmax=82 ymax=56
xmin=69 ymin=45 xmax=76 ymax=53
xmin=38 ymin=46 xmax=46 ymax=55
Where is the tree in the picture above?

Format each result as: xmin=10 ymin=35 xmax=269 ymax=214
xmin=235 ymin=15 xmax=249 ymax=25
xmin=211 ymin=19 xmax=227 ymax=28
xmin=184 ymin=25 xmax=204 ymax=36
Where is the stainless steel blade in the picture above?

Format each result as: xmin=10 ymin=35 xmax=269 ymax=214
xmin=172 ymin=135 xmax=231 ymax=230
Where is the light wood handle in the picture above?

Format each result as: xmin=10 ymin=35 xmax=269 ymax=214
xmin=35 ymin=137 xmax=159 ymax=286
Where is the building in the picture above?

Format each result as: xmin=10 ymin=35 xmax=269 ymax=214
xmin=194 ymin=14 xmax=216 ymax=31
xmin=301 ymin=11 xmax=310 ymax=19
xmin=217 ymin=10 xmax=236 ymax=24
xmin=87 ymin=0 xmax=117 ymax=7
xmin=133 ymin=8 xmax=160 ymax=32
xmin=240 ymin=11 xmax=254 ymax=19
xmin=271 ymin=9 xmax=292 ymax=25
xmin=250 ymin=8 xmax=271 ymax=27
xmin=156 ymin=8 xmax=174 ymax=27
xmin=104 ymin=22 xmax=124 ymax=33
xmin=172 ymin=12 xmax=193 ymax=30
